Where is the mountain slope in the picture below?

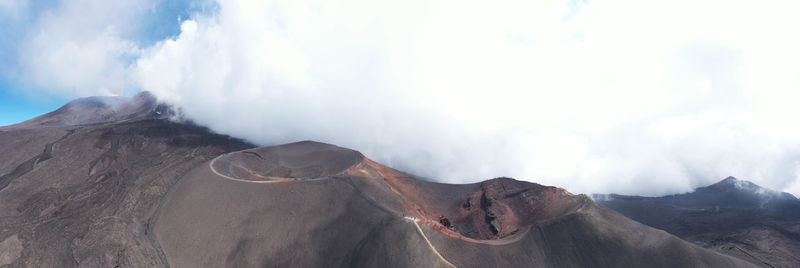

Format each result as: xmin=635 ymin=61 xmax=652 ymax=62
xmin=594 ymin=177 xmax=800 ymax=267
xmin=0 ymin=93 xmax=757 ymax=267
xmin=155 ymin=141 xmax=754 ymax=267
xmin=0 ymin=93 xmax=252 ymax=267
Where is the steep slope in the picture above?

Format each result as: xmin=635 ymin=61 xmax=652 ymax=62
xmin=155 ymin=141 xmax=755 ymax=267
xmin=594 ymin=177 xmax=800 ymax=268
xmin=0 ymin=93 xmax=252 ymax=267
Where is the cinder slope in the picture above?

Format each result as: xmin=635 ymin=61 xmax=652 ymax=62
xmin=155 ymin=141 xmax=756 ymax=267
xmin=155 ymin=159 xmax=450 ymax=267
xmin=0 ymin=92 xmax=761 ymax=267
xmin=0 ymin=93 xmax=251 ymax=267
xmin=0 ymin=127 xmax=66 ymax=182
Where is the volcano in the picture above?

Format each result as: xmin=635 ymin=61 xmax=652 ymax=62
xmin=594 ymin=177 xmax=800 ymax=267
xmin=0 ymin=93 xmax=755 ymax=267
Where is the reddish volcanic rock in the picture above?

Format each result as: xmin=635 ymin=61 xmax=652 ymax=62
xmin=452 ymin=178 xmax=584 ymax=240
xmin=353 ymin=158 xmax=589 ymax=240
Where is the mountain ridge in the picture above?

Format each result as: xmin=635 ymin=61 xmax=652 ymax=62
xmin=594 ymin=177 xmax=800 ymax=267
xmin=3 ymin=91 xmax=170 ymax=129
xmin=154 ymin=141 xmax=753 ymax=267
xmin=0 ymin=93 xmax=759 ymax=267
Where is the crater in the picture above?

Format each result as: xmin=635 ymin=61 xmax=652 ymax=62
xmin=211 ymin=141 xmax=364 ymax=181
xmin=360 ymin=161 xmax=588 ymax=241
xmin=442 ymin=178 xmax=586 ymax=240
xmin=211 ymin=142 xmax=587 ymax=241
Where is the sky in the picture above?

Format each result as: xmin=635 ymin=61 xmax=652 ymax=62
xmin=1 ymin=0 xmax=800 ymax=197
xmin=0 ymin=83 xmax=65 ymax=126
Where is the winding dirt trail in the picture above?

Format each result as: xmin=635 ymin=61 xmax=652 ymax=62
xmin=208 ymin=152 xmax=457 ymax=267
xmin=405 ymin=216 xmax=458 ymax=267
xmin=208 ymin=153 xmax=293 ymax=183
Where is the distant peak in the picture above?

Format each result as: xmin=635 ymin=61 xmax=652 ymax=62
xmin=134 ymin=90 xmax=155 ymax=98
xmin=132 ymin=91 xmax=157 ymax=103
xmin=700 ymin=176 xmax=793 ymax=199
xmin=708 ymin=176 xmax=756 ymax=189
xmin=11 ymin=91 xmax=166 ymax=128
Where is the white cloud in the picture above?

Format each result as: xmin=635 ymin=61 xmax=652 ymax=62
xmin=18 ymin=0 xmax=800 ymax=196
xmin=16 ymin=0 xmax=158 ymax=97
xmin=0 ymin=0 xmax=27 ymax=17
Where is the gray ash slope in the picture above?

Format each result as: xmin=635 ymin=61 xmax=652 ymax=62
xmin=156 ymin=141 xmax=752 ymax=267
xmin=0 ymin=92 xmax=252 ymax=267
xmin=1 ymin=92 xmax=756 ymax=267
xmin=593 ymin=177 xmax=800 ymax=268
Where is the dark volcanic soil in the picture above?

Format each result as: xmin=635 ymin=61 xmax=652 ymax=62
xmin=594 ymin=177 xmax=800 ymax=268
xmin=155 ymin=141 xmax=755 ymax=267
xmin=0 ymin=92 xmax=759 ymax=267
xmin=0 ymin=93 xmax=252 ymax=267
xmin=211 ymin=141 xmax=365 ymax=181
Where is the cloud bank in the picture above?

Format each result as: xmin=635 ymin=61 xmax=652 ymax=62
xmin=12 ymin=0 xmax=153 ymax=96
xmin=12 ymin=0 xmax=800 ymax=196
xmin=4 ymin=0 xmax=212 ymax=96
